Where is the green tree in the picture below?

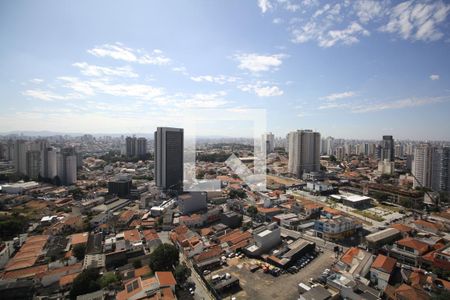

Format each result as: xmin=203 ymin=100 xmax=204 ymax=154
xmin=149 ymin=243 xmax=179 ymax=271
xmin=174 ymin=263 xmax=191 ymax=286
xmin=133 ymin=259 xmax=142 ymax=269
xmin=98 ymin=272 xmax=119 ymax=288
xmin=69 ymin=268 xmax=101 ymax=300
xmin=247 ymin=205 xmax=258 ymax=218
xmin=72 ymin=244 xmax=86 ymax=261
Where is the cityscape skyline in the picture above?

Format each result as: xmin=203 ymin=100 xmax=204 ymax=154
xmin=1 ymin=0 xmax=450 ymax=140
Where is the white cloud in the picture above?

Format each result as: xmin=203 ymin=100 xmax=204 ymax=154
xmin=154 ymin=91 xmax=230 ymax=109
xmin=351 ymin=97 xmax=446 ymax=113
xmin=73 ymin=62 xmax=138 ymax=78
xmin=87 ymin=43 xmax=171 ymax=65
xmin=321 ymin=91 xmax=356 ymax=101
xmin=172 ymin=66 xmax=189 ymax=75
xmin=30 ymin=78 xmax=44 ymax=84
xmin=239 ymin=81 xmax=284 ymax=97
xmin=273 ymin=18 xmax=283 ymax=24
xmin=258 ymin=0 xmax=272 ymax=13
xmin=190 ymin=75 xmax=239 ymax=85
xmin=353 ymin=0 xmax=386 ymax=23
xmin=21 ymin=89 xmax=82 ymax=101
xmin=234 ymin=53 xmax=285 ymax=73
xmin=291 ymin=3 xmax=368 ymax=47
xmin=380 ymin=1 xmax=450 ymax=42
xmin=319 ymin=22 xmax=370 ymax=47
xmin=22 ymin=90 xmax=67 ymax=101
xmin=430 ymin=74 xmax=440 ymax=80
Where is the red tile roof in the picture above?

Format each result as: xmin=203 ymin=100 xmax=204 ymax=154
xmin=155 ymin=271 xmax=177 ymax=287
xmin=341 ymin=247 xmax=359 ymax=265
xmin=371 ymin=254 xmax=397 ymax=273
xmin=396 ymin=237 xmax=429 ymax=254
xmin=123 ymin=229 xmax=142 ymax=243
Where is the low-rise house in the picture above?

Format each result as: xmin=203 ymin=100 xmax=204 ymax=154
xmin=338 ymin=247 xmax=374 ymax=279
xmin=413 ymin=219 xmax=444 ymax=235
xmin=315 ymin=216 xmax=362 ymax=241
xmin=39 ymin=262 xmax=83 ymax=287
xmin=388 ymin=237 xmax=430 ymax=267
xmin=245 ymin=222 xmax=281 ymax=256
xmin=370 ymin=254 xmax=397 ymax=291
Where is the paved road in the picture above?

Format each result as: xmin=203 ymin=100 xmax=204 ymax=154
xmin=158 ymin=230 xmax=213 ymax=300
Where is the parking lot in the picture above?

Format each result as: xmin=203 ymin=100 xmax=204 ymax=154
xmin=207 ymin=249 xmax=336 ymax=300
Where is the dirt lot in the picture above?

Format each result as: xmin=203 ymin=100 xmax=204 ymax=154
xmin=208 ymin=250 xmax=336 ymax=300
xmin=266 ymin=175 xmax=302 ymax=186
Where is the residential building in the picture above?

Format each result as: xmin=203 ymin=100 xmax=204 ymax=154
xmin=288 ymin=129 xmax=321 ymax=178
xmin=177 ymin=192 xmax=207 ymax=215
xmin=314 ymin=216 xmax=362 ymax=241
xmin=262 ymin=132 xmax=275 ymax=153
xmin=57 ymin=148 xmax=77 ymax=185
xmin=370 ymin=254 xmax=397 ymax=291
xmin=136 ymin=137 xmax=147 ymax=159
xmin=14 ymin=139 xmax=27 ymax=175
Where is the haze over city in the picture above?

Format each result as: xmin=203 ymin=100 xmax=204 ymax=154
xmin=1 ymin=0 xmax=450 ymax=140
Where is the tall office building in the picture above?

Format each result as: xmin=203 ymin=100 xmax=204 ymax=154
xmin=57 ymin=148 xmax=77 ymax=185
xmin=14 ymin=140 xmax=28 ymax=175
xmin=287 ymin=130 xmax=320 ymax=178
xmin=381 ymin=135 xmax=395 ymax=161
xmin=125 ymin=136 xmax=137 ymax=158
xmin=136 ymin=137 xmax=147 ymax=159
xmin=155 ymin=127 xmax=184 ymax=191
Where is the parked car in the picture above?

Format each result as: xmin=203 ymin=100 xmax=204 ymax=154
xmin=203 ymin=270 xmax=211 ymax=275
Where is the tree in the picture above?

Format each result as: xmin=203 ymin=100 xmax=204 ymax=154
xmin=247 ymin=205 xmax=258 ymax=218
xmin=229 ymin=189 xmax=247 ymax=199
xmin=98 ymin=272 xmax=119 ymax=288
xmin=174 ymin=263 xmax=191 ymax=286
xmin=53 ymin=175 xmax=61 ymax=186
xmin=149 ymin=243 xmax=179 ymax=271
xmin=133 ymin=260 xmax=142 ymax=269
xmin=329 ymin=155 xmax=337 ymax=162
xmin=72 ymin=244 xmax=86 ymax=261
xmin=69 ymin=268 xmax=101 ymax=300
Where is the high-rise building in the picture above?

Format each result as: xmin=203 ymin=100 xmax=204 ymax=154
xmin=395 ymin=143 xmax=404 ymax=158
xmin=262 ymin=132 xmax=275 ymax=153
xmin=57 ymin=148 xmax=77 ymax=185
xmin=26 ymin=150 xmax=41 ymax=179
xmin=412 ymin=144 xmax=433 ymax=189
xmin=155 ymin=127 xmax=184 ymax=191
xmin=14 ymin=140 xmax=28 ymax=175
xmin=287 ymin=130 xmax=320 ymax=178
xmin=326 ymin=137 xmax=334 ymax=156
xmin=44 ymin=147 xmax=58 ymax=179
xmin=381 ymin=135 xmax=395 ymax=161
xmin=336 ymin=146 xmax=345 ymax=161
xmin=125 ymin=136 xmax=137 ymax=158
xmin=431 ymin=147 xmax=450 ymax=193
xmin=136 ymin=137 xmax=147 ymax=159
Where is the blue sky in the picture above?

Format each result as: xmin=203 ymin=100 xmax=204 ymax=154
xmin=0 ymin=0 xmax=449 ymax=140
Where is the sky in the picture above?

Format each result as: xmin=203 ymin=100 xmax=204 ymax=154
xmin=0 ymin=0 xmax=449 ymax=140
